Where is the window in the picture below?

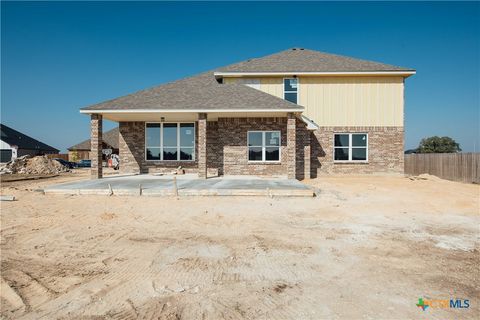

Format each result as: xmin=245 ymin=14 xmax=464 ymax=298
xmin=248 ymin=131 xmax=280 ymax=162
xmin=284 ymin=78 xmax=298 ymax=104
xmin=145 ymin=123 xmax=195 ymax=161
xmin=334 ymin=133 xmax=368 ymax=162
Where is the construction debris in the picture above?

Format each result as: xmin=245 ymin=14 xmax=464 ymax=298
xmin=0 ymin=155 xmax=69 ymax=175
xmin=172 ymin=166 xmax=185 ymax=175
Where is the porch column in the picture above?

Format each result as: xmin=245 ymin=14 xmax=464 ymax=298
xmin=287 ymin=113 xmax=296 ymax=179
xmin=90 ymin=114 xmax=103 ymax=179
xmin=198 ymin=113 xmax=207 ymax=179
xmin=304 ymin=145 xmax=311 ymax=179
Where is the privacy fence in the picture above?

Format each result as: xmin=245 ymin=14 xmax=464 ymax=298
xmin=404 ymin=153 xmax=480 ymax=184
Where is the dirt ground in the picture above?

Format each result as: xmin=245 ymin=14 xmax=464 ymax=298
xmin=0 ymin=171 xmax=479 ymax=319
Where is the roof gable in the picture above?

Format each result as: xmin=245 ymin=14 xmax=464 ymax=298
xmin=68 ymin=127 xmax=119 ymax=151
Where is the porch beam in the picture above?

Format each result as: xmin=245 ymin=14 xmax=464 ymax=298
xmin=90 ymin=114 xmax=103 ymax=179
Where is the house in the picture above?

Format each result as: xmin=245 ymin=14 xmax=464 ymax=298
xmin=68 ymin=127 xmax=119 ymax=162
xmin=80 ymin=48 xmax=415 ymax=179
xmin=0 ymin=123 xmax=59 ymax=162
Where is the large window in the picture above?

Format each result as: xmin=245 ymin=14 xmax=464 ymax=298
xmin=334 ymin=133 xmax=368 ymax=162
xmin=284 ymin=78 xmax=298 ymax=104
xmin=146 ymin=123 xmax=195 ymax=161
xmin=248 ymin=131 xmax=281 ymax=162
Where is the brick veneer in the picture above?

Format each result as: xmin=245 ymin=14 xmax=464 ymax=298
xmin=287 ymin=113 xmax=296 ymax=179
xmin=117 ymin=119 xmax=403 ymax=179
xmin=119 ymin=121 xmax=199 ymax=175
xmin=90 ymin=114 xmax=103 ymax=179
xmin=198 ymin=113 xmax=207 ymax=178
xmin=217 ymin=117 xmax=290 ymax=177
xmin=310 ymin=126 xmax=404 ymax=176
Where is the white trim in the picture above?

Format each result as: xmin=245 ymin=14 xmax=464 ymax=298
xmin=333 ymin=133 xmax=369 ymax=163
xmin=80 ymin=108 xmax=303 ymax=114
xmin=300 ymin=115 xmax=319 ymax=130
xmin=283 ymin=77 xmax=299 ymax=105
xmin=247 ymin=131 xmax=281 ymax=163
xmin=145 ymin=122 xmax=196 ymax=162
xmin=215 ymin=71 xmax=416 ymax=77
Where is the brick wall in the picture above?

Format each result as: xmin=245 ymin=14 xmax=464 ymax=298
xmin=119 ymin=121 xmax=199 ymax=175
xmin=90 ymin=114 xmax=102 ymax=179
xmin=217 ymin=117 xmax=289 ymax=177
xmin=117 ymin=120 xmax=403 ymax=178
xmin=310 ymin=126 xmax=404 ymax=176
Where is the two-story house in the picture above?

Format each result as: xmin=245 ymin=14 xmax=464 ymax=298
xmin=81 ymin=48 xmax=415 ymax=180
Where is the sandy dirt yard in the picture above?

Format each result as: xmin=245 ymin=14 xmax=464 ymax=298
xmin=0 ymin=172 xmax=479 ymax=319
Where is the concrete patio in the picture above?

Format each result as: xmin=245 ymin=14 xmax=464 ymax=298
xmin=43 ymin=174 xmax=314 ymax=197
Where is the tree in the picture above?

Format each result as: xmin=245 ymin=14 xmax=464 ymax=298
xmin=417 ymin=136 xmax=461 ymax=153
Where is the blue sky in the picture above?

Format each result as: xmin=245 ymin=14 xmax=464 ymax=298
xmin=1 ymin=1 xmax=479 ymax=152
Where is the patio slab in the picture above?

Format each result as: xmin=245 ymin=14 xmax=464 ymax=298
xmin=43 ymin=175 xmax=314 ymax=197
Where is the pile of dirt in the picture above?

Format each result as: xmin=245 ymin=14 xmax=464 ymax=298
xmin=0 ymin=155 xmax=69 ymax=175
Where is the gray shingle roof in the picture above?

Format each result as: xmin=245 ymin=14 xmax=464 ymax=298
xmin=217 ymin=48 xmax=414 ymax=73
xmin=81 ymin=48 xmax=413 ymax=112
xmin=82 ymin=72 xmax=303 ymax=112
xmin=68 ymin=127 xmax=119 ymax=151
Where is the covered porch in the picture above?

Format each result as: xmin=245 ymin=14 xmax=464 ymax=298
xmin=86 ymin=111 xmax=313 ymax=180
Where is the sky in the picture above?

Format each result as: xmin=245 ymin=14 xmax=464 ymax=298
xmin=1 ymin=1 xmax=479 ymax=152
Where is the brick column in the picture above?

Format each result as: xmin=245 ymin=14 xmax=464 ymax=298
xmin=304 ymin=145 xmax=311 ymax=179
xmin=198 ymin=113 xmax=207 ymax=179
xmin=287 ymin=113 xmax=296 ymax=179
xmin=90 ymin=114 xmax=103 ymax=179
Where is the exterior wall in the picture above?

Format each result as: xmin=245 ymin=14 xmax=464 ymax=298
xmin=119 ymin=121 xmax=199 ymax=175
xmin=310 ymin=126 xmax=404 ymax=175
xmin=224 ymin=76 xmax=404 ymax=127
xmin=217 ymin=117 xmax=289 ymax=177
xmin=117 ymin=120 xmax=403 ymax=178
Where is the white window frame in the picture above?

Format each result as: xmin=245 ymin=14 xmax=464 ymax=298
xmin=145 ymin=122 xmax=196 ymax=161
xmin=333 ymin=133 xmax=368 ymax=163
xmin=283 ymin=77 xmax=299 ymax=104
xmin=247 ymin=131 xmax=281 ymax=163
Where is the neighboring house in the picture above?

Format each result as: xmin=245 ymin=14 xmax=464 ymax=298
xmin=0 ymin=123 xmax=59 ymax=162
xmin=80 ymin=48 xmax=415 ymax=179
xmin=68 ymin=127 xmax=119 ymax=162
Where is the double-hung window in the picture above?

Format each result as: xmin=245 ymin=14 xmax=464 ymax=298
xmin=334 ymin=133 xmax=368 ymax=162
xmin=145 ymin=123 xmax=195 ymax=161
xmin=248 ymin=131 xmax=281 ymax=162
xmin=284 ymin=78 xmax=298 ymax=104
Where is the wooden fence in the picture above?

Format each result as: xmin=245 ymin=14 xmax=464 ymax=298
xmin=404 ymin=153 xmax=480 ymax=184
xmin=45 ymin=153 xmax=69 ymax=161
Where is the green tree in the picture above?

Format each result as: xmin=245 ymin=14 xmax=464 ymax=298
xmin=417 ymin=136 xmax=461 ymax=153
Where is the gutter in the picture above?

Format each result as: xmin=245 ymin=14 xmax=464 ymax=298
xmin=80 ymin=108 xmax=304 ymax=114
xmin=214 ymin=71 xmax=416 ymax=77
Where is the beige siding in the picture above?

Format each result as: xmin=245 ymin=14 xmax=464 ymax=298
xmin=224 ymin=76 xmax=404 ymax=127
